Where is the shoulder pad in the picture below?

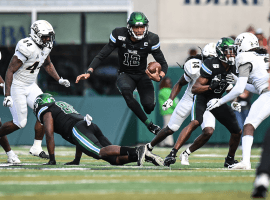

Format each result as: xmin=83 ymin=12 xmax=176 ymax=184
xmin=110 ymin=27 xmax=127 ymax=43
xmin=16 ymin=38 xmax=35 ymax=58
xmin=184 ymin=58 xmax=201 ymax=79
xmin=148 ymin=32 xmax=160 ymax=51
xmin=236 ymin=52 xmax=253 ymax=68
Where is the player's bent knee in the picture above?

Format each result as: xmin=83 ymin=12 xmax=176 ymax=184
xmin=203 ymin=127 xmax=214 ymax=137
xmin=165 ymin=125 xmax=176 ymax=134
xmin=15 ymin=119 xmax=27 ymax=129
xmin=168 ymin=124 xmax=180 ymax=132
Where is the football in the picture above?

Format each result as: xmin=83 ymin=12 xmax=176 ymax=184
xmin=147 ymin=62 xmax=161 ymax=74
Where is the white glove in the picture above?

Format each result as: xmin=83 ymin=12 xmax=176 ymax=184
xmin=231 ymin=102 xmax=241 ymax=113
xmin=206 ymin=98 xmax=221 ymax=111
xmin=58 ymin=77 xmax=70 ymax=87
xmin=3 ymin=96 xmax=13 ymax=107
xmin=84 ymin=114 xmax=93 ymax=126
xmin=162 ymin=98 xmax=173 ymax=111
xmin=0 ymin=83 xmax=4 ymax=88
xmin=226 ymin=73 xmax=236 ymax=84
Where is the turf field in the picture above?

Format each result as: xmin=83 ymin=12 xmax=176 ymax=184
xmin=0 ymin=146 xmax=263 ymax=200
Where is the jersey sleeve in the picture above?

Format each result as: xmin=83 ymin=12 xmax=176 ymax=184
xmin=183 ymin=59 xmax=201 ymax=82
xmin=236 ymin=52 xmax=253 ymax=68
xmin=14 ymin=39 xmax=35 ymax=63
xmin=108 ymin=28 xmax=120 ymax=48
xmin=200 ymin=60 xmax=213 ymax=79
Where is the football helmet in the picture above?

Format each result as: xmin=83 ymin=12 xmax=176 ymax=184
xmin=216 ymin=37 xmax=236 ymax=65
xmin=202 ymin=43 xmax=217 ymax=57
xmin=127 ymin=12 xmax=149 ymax=40
xmin=234 ymin=32 xmax=259 ymax=54
xmin=29 ymin=20 xmax=55 ymax=48
xmin=33 ymin=93 xmax=55 ymax=115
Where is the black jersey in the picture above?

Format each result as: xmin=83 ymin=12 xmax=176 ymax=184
xmin=200 ymin=57 xmax=235 ymax=98
xmin=90 ymin=27 xmax=168 ymax=75
xmin=35 ymin=101 xmax=84 ymax=143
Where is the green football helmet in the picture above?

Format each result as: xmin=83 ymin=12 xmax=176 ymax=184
xmin=33 ymin=93 xmax=55 ymax=115
xmin=127 ymin=12 xmax=149 ymax=40
xmin=216 ymin=37 xmax=236 ymax=65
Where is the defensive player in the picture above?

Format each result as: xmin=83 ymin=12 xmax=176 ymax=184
xmin=207 ymin=33 xmax=270 ymax=170
xmin=159 ymin=37 xmax=242 ymax=167
xmin=33 ymin=93 xmax=163 ymax=166
xmin=76 ymin=12 xmax=168 ymax=135
xmin=138 ymin=42 xmax=239 ymax=166
xmin=0 ymin=20 xmax=70 ymax=159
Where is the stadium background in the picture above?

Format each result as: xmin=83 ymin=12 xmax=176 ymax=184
xmin=0 ymin=0 xmax=269 ymax=146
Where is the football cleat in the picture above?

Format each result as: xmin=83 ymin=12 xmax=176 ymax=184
xmin=7 ymin=154 xmax=21 ymax=164
xmin=179 ymin=151 xmax=190 ymax=165
xmin=252 ymin=173 xmax=269 ymax=198
xmin=29 ymin=147 xmax=49 ymax=159
xmin=164 ymin=155 xmax=176 ymax=167
xmin=147 ymin=122 xmax=161 ymax=135
xmin=145 ymin=148 xmax=164 ymax=166
xmin=64 ymin=160 xmax=80 ymax=165
xmin=228 ymin=161 xmax=251 ymax=170
xmin=43 ymin=160 xmax=56 ymax=165
xmin=136 ymin=145 xmax=146 ymax=166
xmin=224 ymin=157 xmax=238 ymax=167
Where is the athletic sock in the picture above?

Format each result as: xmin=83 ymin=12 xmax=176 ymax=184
xmin=147 ymin=143 xmax=153 ymax=151
xmin=185 ymin=148 xmax=191 ymax=155
xmin=169 ymin=148 xmax=178 ymax=157
xmin=120 ymin=146 xmax=136 ymax=156
xmin=242 ymin=135 xmax=254 ymax=164
xmin=6 ymin=150 xmax=15 ymax=157
xmin=33 ymin=139 xmax=42 ymax=149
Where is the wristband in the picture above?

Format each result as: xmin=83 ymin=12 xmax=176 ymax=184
xmin=86 ymin=70 xmax=93 ymax=75
xmin=159 ymin=75 xmax=163 ymax=82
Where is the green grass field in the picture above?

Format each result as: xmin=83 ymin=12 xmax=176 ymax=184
xmin=0 ymin=146 xmax=264 ymax=200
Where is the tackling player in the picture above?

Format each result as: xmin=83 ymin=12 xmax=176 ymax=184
xmin=33 ymin=93 xmax=163 ymax=166
xmin=207 ymin=33 xmax=270 ymax=170
xmin=0 ymin=20 xmax=70 ymax=159
xmin=76 ymin=12 xmax=168 ymax=135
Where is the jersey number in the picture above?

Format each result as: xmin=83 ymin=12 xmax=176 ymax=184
xmin=55 ymin=102 xmax=79 ymax=114
xmin=26 ymin=62 xmax=39 ymax=73
xmin=123 ymin=53 xmax=140 ymax=66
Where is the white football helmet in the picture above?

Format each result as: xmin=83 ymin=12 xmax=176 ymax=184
xmin=202 ymin=43 xmax=217 ymax=57
xmin=29 ymin=20 xmax=55 ymax=48
xmin=234 ymin=32 xmax=259 ymax=54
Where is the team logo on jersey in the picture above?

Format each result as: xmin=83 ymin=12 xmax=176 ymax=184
xmin=122 ymin=44 xmax=126 ymax=48
xmin=192 ymin=62 xmax=200 ymax=68
xmin=118 ymin=36 xmax=126 ymax=41
xmin=36 ymin=55 xmax=39 ymax=59
xmin=213 ymin=64 xmax=219 ymax=68
xmin=144 ymin=42 xmax=148 ymax=46
xmin=128 ymin=49 xmax=137 ymax=54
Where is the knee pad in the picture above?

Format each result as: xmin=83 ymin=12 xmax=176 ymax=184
xmin=142 ymin=103 xmax=155 ymax=114
xmin=168 ymin=123 xmax=180 ymax=132
xmin=14 ymin=119 xmax=27 ymax=129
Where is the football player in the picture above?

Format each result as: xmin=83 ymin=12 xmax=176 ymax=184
xmin=159 ymin=37 xmax=242 ymax=167
xmin=138 ymin=42 xmax=240 ymax=167
xmin=76 ymin=12 xmax=168 ymax=135
xmin=207 ymin=33 xmax=270 ymax=170
xmin=33 ymin=93 xmax=163 ymax=166
xmin=0 ymin=20 xmax=70 ymax=159
xmin=0 ymin=74 xmax=20 ymax=164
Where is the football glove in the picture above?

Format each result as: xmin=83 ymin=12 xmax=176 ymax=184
xmin=231 ymin=102 xmax=241 ymax=113
xmin=162 ymin=99 xmax=173 ymax=111
xmin=206 ymin=98 xmax=221 ymax=111
xmin=3 ymin=96 xmax=13 ymax=107
xmin=226 ymin=73 xmax=235 ymax=84
xmin=59 ymin=77 xmax=70 ymax=87
xmin=209 ymin=76 xmax=220 ymax=90
xmin=84 ymin=114 xmax=93 ymax=126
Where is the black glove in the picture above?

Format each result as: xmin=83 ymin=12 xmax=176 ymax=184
xmin=209 ymin=76 xmax=221 ymax=90
xmin=64 ymin=159 xmax=80 ymax=165
xmin=43 ymin=160 xmax=56 ymax=165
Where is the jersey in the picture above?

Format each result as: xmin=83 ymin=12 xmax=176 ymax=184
xmin=13 ymin=37 xmax=52 ymax=86
xmin=34 ymin=101 xmax=84 ymax=143
xmin=182 ymin=58 xmax=202 ymax=100
xmin=200 ymin=57 xmax=232 ymax=98
xmin=236 ymin=51 xmax=269 ymax=94
xmin=91 ymin=27 xmax=168 ymax=75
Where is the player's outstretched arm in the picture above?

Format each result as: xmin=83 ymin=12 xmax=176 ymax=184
xmin=75 ymin=68 xmax=94 ymax=83
xmin=43 ymin=112 xmax=56 ymax=165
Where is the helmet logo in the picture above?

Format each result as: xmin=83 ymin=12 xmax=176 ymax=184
xmin=32 ymin=23 xmax=39 ymax=34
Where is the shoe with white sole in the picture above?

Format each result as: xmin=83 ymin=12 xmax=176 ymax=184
xmin=145 ymin=148 xmax=164 ymax=166
xmin=228 ymin=161 xmax=251 ymax=170
xmin=29 ymin=147 xmax=49 ymax=159
xmin=7 ymin=154 xmax=21 ymax=164
xmin=179 ymin=151 xmax=190 ymax=165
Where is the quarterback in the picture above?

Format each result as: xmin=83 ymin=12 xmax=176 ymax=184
xmin=76 ymin=12 xmax=168 ymax=135
xmin=0 ymin=20 xmax=70 ymax=159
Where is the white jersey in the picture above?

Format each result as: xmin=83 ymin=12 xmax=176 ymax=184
xmin=182 ymin=58 xmax=201 ymax=100
xmin=236 ymin=51 xmax=269 ymax=94
xmin=13 ymin=37 xmax=52 ymax=86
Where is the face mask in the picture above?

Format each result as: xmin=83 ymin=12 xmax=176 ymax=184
xmin=228 ymin=57 xmax=235 ymax=65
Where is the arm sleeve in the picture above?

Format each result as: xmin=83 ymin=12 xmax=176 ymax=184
xmin=151 ymin=35 xmax=168 ymax=74
xmin=245 ymin=83 xmax=260 ymax=94
xmin=220 ymin=77 xmax=248 ymax=105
